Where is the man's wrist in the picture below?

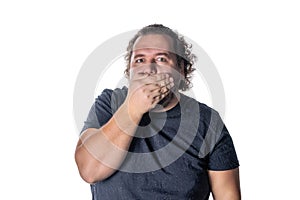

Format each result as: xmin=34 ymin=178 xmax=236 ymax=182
xmin=111 ymin=103 xmax=142 ymax=136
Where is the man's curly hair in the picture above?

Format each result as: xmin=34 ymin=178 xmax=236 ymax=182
xmin=124 ymin=24 xmax=196 ymax=91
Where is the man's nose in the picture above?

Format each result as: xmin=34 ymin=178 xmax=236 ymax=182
xmin=143 ymin=61 xmax=158 ymax=74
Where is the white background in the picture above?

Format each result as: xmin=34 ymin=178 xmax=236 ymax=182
xmin=1 ymin=0 xmax=299 ymax=199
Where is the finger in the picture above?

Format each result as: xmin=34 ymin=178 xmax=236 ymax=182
xmin=139 ymin=76 xmax=171 ymax=92
xmin=145 ymin=76 xmax=173 ymax=91
xmin=153 ymin=73 xmax=170 ymax=82
xmin=149 ymin=80 xmax=174 ymax=93
xmin=151 ymin=95 xmax=163 ymax=107
xmin=149 ymin=85 xmax=171 ymax=100
xmin=143 ymin=73 xmax=170 ymax=85
xmin=151 ymin=91 xmax=169 ymax=107
xmin=131 ymin=72 xmax=150 ymax=81
xmin=155 ymin=76 xmax=174 ymax=89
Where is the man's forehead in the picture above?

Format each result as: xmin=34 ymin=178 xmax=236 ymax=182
xmin=132 ymin=34 xmax=175 ymax=52
xmin=132 ymin=48 xmax=171 ymax=56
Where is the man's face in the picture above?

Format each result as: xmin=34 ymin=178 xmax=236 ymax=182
xmin=129 ymin=34 xmax=183 ymax=86
xmin=129 ymin=34 xmax=183 ymax=107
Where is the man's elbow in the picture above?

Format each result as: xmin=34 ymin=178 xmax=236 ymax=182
xmin=75 ymin=147 xmax=101 ymax=184
xmin=75 ymin=146 xmax=115 ymax=184
xmin=79 ymin=169 xmax=98 ymax=184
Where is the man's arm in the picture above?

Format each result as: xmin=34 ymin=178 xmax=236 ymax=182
xmin=75 ymin=103 xmax=139 ymax=184
xmin=208 ymin=168 xmax=241 ymax=200
xmin=75 ymin=73 xmax=173 ymax=184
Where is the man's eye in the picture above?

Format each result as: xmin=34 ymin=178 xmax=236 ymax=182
xmin=135 ymin=58 xmax=144 ymax=63
xmin=156 ymin=57 xmax=167 ymax=62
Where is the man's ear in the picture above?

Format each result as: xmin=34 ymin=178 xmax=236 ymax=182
xmin=177 ymin=60 xmax=185 ymax=90
xmin=179 ymin=60 xmax=185 ymax=76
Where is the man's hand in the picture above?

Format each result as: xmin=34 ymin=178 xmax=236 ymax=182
xmin=125 ymin=72 xmax=174 ymax=121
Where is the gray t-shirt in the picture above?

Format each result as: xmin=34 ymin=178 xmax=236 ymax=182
xmin=81 ymin=87 xmax=239 ymax=200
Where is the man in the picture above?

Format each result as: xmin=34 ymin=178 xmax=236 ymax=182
xmin=75 ymin=24 xmax=241 ymax=200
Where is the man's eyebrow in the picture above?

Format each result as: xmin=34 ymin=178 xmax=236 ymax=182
xmin=133 ymin=52 xmax=171 ymax=59
xmin=155 ymin=52 xmax=171 ymax=57
xmin=133 ymin=54 xmax=145 ymax=59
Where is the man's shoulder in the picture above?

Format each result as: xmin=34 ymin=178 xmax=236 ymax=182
xmin=95 ymin=87 xmax=128 ymax=101
xmin=94 ymin=87 xmax=128 ymax=113
xmin=180 ymin=92 xmax=217 ymax=112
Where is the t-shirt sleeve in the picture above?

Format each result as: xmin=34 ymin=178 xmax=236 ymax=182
xmin=80 ymin=89 xmax=114 ymax=134
xmin=198 ymin=106 xmax=239 ymax=171
xmin=80 ymin=103 xmax=101 ymax=134
xmin=207 ymin=125 xmax=240 ymax=170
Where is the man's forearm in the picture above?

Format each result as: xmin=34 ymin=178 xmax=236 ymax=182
xmin=75 ymin=103 xmax=141 ymax=183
